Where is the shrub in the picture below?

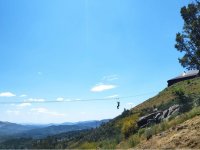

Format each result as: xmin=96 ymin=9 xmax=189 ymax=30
xmin=174 ymin=89 xmax=193 ymax=113
xmin=158 ymin=121 xmax=168 ymax=132
xmin=144 ymin=128 xmax=153 ymax=140
xmin=187 ymin=107 xmax=200 ymax=118
xmin=121 ymin=114 xmax=139 ymax=139
xmin=128 ymin=134 xmax=140 ymax=147
xmin=79 ymin=142 xmax=97 ymax=149
xmin=138 ymin=128 xmax=145 ymax=137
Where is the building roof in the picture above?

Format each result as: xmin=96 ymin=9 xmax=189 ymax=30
xmin=168 ymin=70 xmax=199 ymax=81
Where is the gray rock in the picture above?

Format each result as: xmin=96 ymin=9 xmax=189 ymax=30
xmin=162 ymin=109 xmax=169 ymax=119
xmin=137 ymin=104 xmax=180 ymax=128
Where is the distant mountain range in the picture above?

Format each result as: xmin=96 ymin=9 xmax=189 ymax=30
xmin=0 ymin=119 xmax=109 ymax=142
xmin=0 ymin=121 xmax=40 ymax=136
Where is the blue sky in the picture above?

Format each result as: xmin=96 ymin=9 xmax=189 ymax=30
xmin=0 ymin=0 xmax=192 ymax=124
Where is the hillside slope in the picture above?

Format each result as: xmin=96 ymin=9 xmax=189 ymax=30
xmin=136 ymin=115 xmax=200 ymax=149
xmin=132 ymin=77 xmax=200 ymax=112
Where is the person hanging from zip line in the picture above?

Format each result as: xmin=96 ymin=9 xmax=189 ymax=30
xmin=117 ymin=101 xmax=120 ymax=109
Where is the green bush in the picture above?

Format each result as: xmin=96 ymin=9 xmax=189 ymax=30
xmin=158 ymin=121 xmax=168 ymax=132
xmin=138 ymin=128 xmax=145 ymax=137
xmin=144 ymin=128 xmax=153 ymax=140
xmin=98 ymin=140 xmax=118 ymax=149
xmin=174 ymin=89 xmax=193 ymax=113
xmin=187 ymin=107 xmax=200 ymax=118
xmin=79 ymin=142 xmax=97 ymax=149
xmin=128 ymin=134 xmax=140 ymax=147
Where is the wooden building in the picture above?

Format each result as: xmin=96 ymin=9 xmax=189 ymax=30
xmin=167 ymin=70 xmax=199 ymax=87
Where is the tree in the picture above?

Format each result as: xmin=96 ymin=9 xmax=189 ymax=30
xmin=174 ymin=89 xmax=192 ymax=113
xmin=175 ymin=0 xmax=200 ymax=73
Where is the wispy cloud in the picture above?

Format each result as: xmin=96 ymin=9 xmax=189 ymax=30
xmin=102 ymin=75 xmax=119 ymax=81
xmin=0 ymin=92 xmax=16 ymax=97
xmin=56 ymin=98 xmax=80 ymax=102
xmin=25 ymin=98 xmax=45 ymax=102
xmin=19 ymin=94 xmax=27 ymax=98
xmin=91 ymin=74 xmax=119 ymax=92
xmin=56 ymin=97 xmax=64 ymax=101
xmin=16 ymin=103 xmax=31 ymax=109
xmin=64 ymin=99 xmax=73 ymax=102
xmin=31 ymin=107 xmax=65 ymax=117
xmin=105 ymin=94 xmax=119 ymax=99
xmin=91 ymin=84 xmax=117 ymax=92
xmin=31 ymin=107 xmax=48 ymax=113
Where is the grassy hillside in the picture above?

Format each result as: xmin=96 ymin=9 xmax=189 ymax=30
xmin=133 ymin=77 xmax=200 ymax=112
xmin=1 ymin=77 xmax=200 ymax=149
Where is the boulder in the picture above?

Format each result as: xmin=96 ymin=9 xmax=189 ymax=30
xmin=137 ymin=104 xmax=180 ymax=128
xmin=162 ymin=109 xmax=169 ymax=119
xmin=137 ymin=112 xmax=158 ymax=128
xmin=154 ymin=112 xmax=163 ymax=123
xmin=168 ymin=104 xmax=180 ymax=116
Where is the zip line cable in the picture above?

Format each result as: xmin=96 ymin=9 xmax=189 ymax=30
xmin=0 ymin=91 xmax=159 ymax=104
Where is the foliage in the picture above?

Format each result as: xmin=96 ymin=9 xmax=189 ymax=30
xmin=0 ymin=138 xmax=33 ymax=149
xmin=128 ymin=134 xmax=140 ymax=147
xmin=78 ymin=142 xmax=97 ymax=149
xmin=144 ymin=128 xmax=153 ymax=140
xmin=175 ymin=0 xmax=200 ymax=71
xmin=138 ymin=128 xmax=145 ymax=137
xmin=121 ymin=114 xmax=139 ymax=138
xmin=174 ymin=88 xmax=193 ymax=113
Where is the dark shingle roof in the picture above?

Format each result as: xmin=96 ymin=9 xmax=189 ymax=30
xmin=168 ymin=70 xmax=199 ymax=81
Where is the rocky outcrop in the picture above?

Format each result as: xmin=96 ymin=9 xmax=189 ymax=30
xmin=137 ymin=104 xmax=180 ymax=128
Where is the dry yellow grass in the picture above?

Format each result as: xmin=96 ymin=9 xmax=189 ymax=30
xmin=136 ymin=115 xmax=200 ymax=149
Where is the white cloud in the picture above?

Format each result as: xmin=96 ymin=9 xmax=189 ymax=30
xmin=0 ymin=92 xmax=16 ymax=97
xmin=31 ymin=107 xmax=65 ymax=117
xmin=19 ymin=94 xmax=27 ymax=98
xmin=105 ymin=94 xmax=119 ymax=99
xmin=25 ymin=98 xmax=45 ymax=102
xmin=102 ymin=75 xmax=119 ymax=81
xmin=31 ymin=107 xmax=48 ymax=113
xmin=91 ymin=84 xmax=117 ymax=92
xmin=17 ymin=103 xmax=31 ymax=109
xmin=75 ymin=98 xmax=81 ymax=101
xmin=56 ymin=97 xmax=64 ymax=101
xmin=56 ymin=98 xmax=79 ymax=102
xmin=64 ymin=99 xmax=72 ymax=102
